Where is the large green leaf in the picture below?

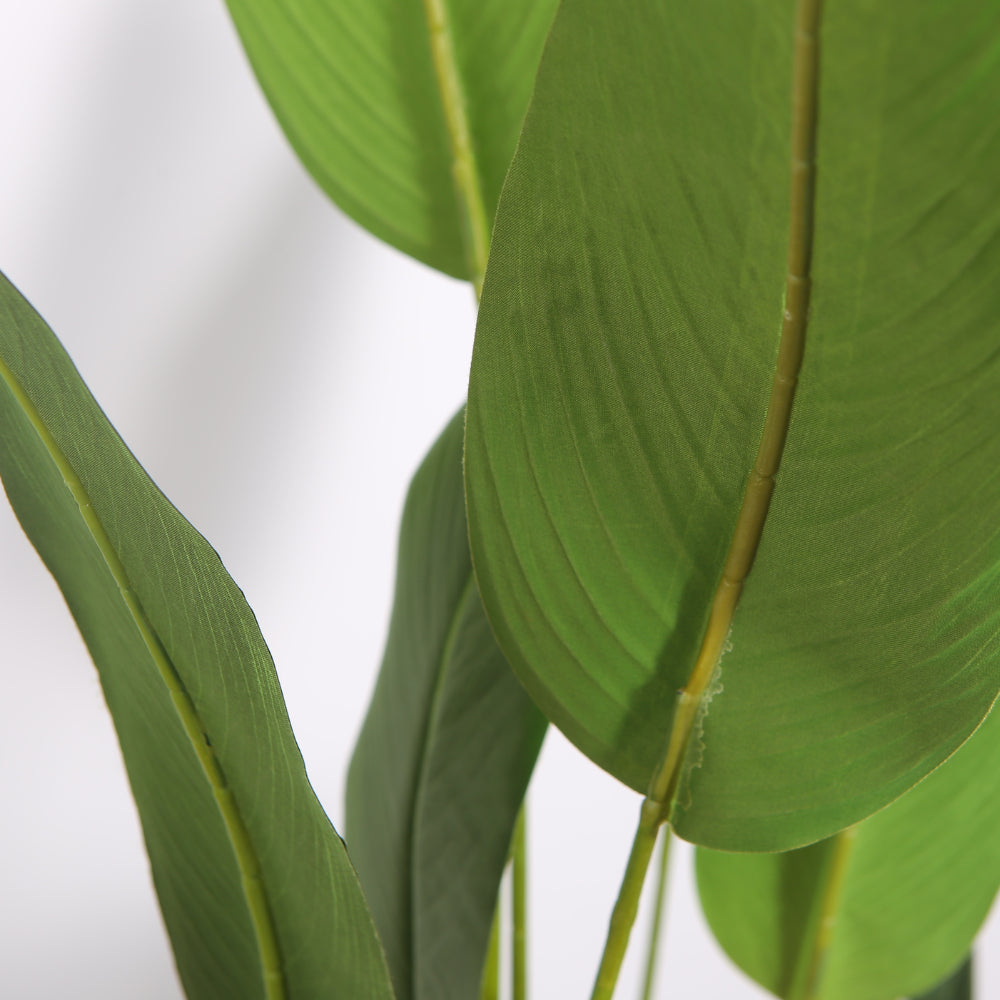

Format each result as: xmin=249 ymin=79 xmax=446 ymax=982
xmin=346 ymin=409 xmax=546 ymax=1000
xmin=0 ymin=270 xmax=395 ymax=1000
xmin=465 ymin=0 xmax=1000 ymax=850
xmin=222 ymin=0 xmax=557 ymax=280
xmin=697 ymin=704 xmax=1000 ymax=1000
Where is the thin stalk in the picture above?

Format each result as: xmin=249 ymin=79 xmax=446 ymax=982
xmin=512 ymin=806 xmax=528 ymax=1000
xmin=589 ymin=801 xmax=662 ymax=1000
xmin=588 ymin=2 xmax=823 ymax=997
xmin=479 ymin=902 xmax=501 ymax=1000
xmin=639 ymin=828 xmax=672 ymax=1000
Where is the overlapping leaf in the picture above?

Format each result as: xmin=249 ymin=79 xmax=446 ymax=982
xmin=914 ymin=958 xmax=972 ymax=1000
xmin=347 ymin=409 xmax=545 ymax=1000
xmin=697 ymin=704 xmax=1000 ymax=1000
xmin=222 ymin=0 xmax=557 ymax=279
xmin=465 ymin=0 xmax=1000 ymax=851
xmin=0 ymin=270 xmax=395 ymax=1000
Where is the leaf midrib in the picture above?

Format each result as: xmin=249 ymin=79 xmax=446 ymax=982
xmin=0 ymin=348 xmax=285 ymax=1000
xmin=653 ymin=0 xmax=825 ymax=816
xmin=419 ymin=0 xmax=491 ymax=292
xmin=788 ymin=827 xmax=858 ymax=1000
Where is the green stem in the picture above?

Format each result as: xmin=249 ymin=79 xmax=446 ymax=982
xmin=639 ymin=828 xmax=672 ymax=1000
xmin=590 ymin=801 xmax=662 ymax=1000
xmin=513 ymin=806 xmax=528 ymax=1000
xmin=479 ymin=901 xmax=501 ymax=1000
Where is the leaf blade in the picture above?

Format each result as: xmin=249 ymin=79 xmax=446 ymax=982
xmin=222 ymin=0 xmax=558 ymax=278
xmin=465 ymin=0 xmax=1000 ymax=850
xmin=0 ymin=270 xmax=395 ymax=1000
xmin=347 ymin=409 xmax=546 ymax=1000
xmin=697 ymin=703 xmax=1000 ymax=1000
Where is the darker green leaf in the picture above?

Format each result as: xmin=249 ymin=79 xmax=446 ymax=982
xmin=0 ymin=270 xmax=395 ymax=1000
xmin=913 ymin=957 xmax=972 ymax=1000
xmin=347 ymin=409 xmax=545 ymax=1000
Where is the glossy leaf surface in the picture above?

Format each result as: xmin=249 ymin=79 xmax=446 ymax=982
xmin=0 ymin=271 xmax=395 ymax=1000
xmin=465 ymin=0 xmax=1000 ymax=850
xmin=347 ymin=409 xmax=546 ymax=1000
xmin=697 ymin=707 xmax=1000 ymax=1000
xmin=222 ymin=0 xmax=557 ymax=279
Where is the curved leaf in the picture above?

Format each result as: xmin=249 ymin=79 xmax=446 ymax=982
xmin=696 ymin=705 xmax=1000 ymax=1000
xmin=465 ymin=0 xmax=1000 ymax=850
xmin=0 ymin=270 xmax=395 ymax=1000
xmin=222 ymin=0 xmax=558 ymax=279
xmin=346 ymin=409 xmax=546 ymax=1000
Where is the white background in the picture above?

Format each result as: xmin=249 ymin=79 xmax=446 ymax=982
xmin=0 ymin=3 xmax=995 ymax=998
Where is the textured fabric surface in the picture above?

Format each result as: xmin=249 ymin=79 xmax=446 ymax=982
xmin=466 ymin=0 xmax=1000 ymax=851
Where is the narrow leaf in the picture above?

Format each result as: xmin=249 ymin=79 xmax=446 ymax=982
xmin=697 ymin=706 xmax=1000 ymax=1000
xmin=222 ymin=0 xmax=558 ymax=280
xmin=346 ymin=409 xmax=546 ymax=1000
xmin=0 ymin=270 xmax=395 ymax=1000
xmin=465 ymin=0 xmax=1000 ymax=851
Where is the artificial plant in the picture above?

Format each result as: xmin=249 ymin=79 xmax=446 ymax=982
xmin=2 ymin=0 xmax=999 ymax=998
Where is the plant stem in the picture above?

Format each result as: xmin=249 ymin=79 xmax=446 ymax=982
xmin=589 ymin=801 xmax=662 ymax=1000
xmin=512 ymin=806 xmax=528 ymax=1000
xmin=639 ymin=828 xmax=671 ymax=1000
xmin=479 ymin=901 xmax=501 ymax=1000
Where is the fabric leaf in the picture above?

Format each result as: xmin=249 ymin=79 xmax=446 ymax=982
xmin=347 ymin=409 xmax=545 ymax=1000
xmin=465 ymin=0 xmax=1000 ymax=851
xmin=0 ymin=270 xmax=395 ymax=1000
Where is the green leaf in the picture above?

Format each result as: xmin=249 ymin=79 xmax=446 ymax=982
xmin=465 ymin=0 xmax=1000 ymax=850
xmin=696 ymin=704 xmax=1000 ymax=1000
xmin=222 ymin=0 xmax=558 ymax=281
xmin=0 ymin=270 xmax=395 ymax=1000
xmin=913 ymin=958 xmax=973 ymax=1000
xmin=346 ymin=409 xmax=546 ymax=1000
